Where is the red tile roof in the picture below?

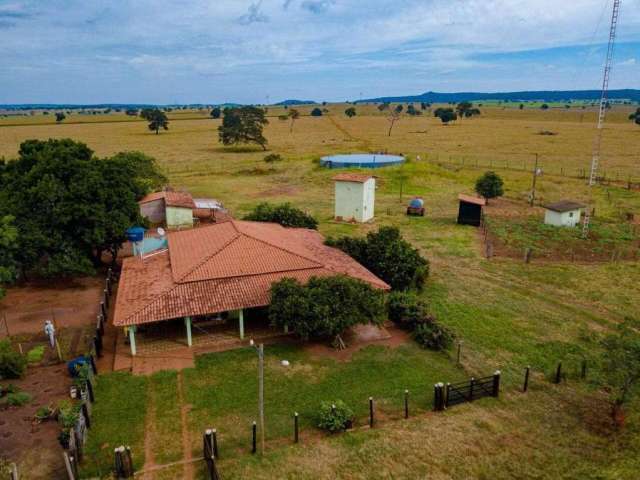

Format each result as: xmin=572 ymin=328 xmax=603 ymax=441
xmin=114 ymin=220 xmax=390 ymax=327
xmin=139 ymin=191 xmax=195 ymax=209
xmin=332 ymin=173 xmax=375 ymax=183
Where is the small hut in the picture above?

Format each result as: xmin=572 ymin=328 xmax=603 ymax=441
xmin=543 ymin=200 xmax=585 ymax=228
xmin=457 ymin=194 xmax=486 ymax=226
xmin=333 ymin=173 xmax=376 ymax=223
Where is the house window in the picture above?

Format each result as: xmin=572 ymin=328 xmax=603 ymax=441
xmin=569 ymin=212 xmax=574 ymax=218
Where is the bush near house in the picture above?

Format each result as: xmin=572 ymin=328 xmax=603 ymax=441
xmin=269 ymin=276 xmax=385 ymax=343
xmin=0 ymin=340 xmax=27 ymax=379
xmin=326 ymin=227 xmax=429 ymax=290
xmin=244 ymin=202 xmax=318 ymax=229
xmin=317 ymin=400 xmax=354 ymax=433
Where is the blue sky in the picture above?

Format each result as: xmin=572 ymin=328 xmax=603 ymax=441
xmin=0 ymin=0 xmax=639 ymax=104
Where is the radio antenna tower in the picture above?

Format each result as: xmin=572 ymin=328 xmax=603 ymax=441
xmin=582 ymin=0 xmax=621 ymax=238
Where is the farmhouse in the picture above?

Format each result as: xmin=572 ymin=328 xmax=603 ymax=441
xmin=139 ymin=190 xmax=225 ymax=229
xmin=113 ymin=220 xmax=389 ymax=355
xmin=333 ymin=173 xmax=376 ymax=223
xmin=457 ymin=194 xmax=486 ymax=226
xmin=543 ymin=200 xmax=585 ymax=228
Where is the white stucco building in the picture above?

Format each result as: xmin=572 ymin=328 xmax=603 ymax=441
xmin=333 ymin=173 xmax=375 ymax=223
xmin=543 ymin=200 xmax=585 ymax=227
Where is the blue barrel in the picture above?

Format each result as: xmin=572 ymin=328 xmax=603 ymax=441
xmin=409 ymin=198 xmax=424 ymax=209
xmin=126 ymin=226 xmax=145 ymax=243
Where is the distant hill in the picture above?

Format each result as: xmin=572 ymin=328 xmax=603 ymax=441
xmin=358 ymin=89 xmax=640 ymax=104
xmin=275 ymin=99 xmax=318 ymax=106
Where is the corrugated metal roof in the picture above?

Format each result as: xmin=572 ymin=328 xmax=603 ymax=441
xmin=458 ymin=194 xmax=486 ymax=206
xmin=544 ymin=200 xmax=585 ymax=213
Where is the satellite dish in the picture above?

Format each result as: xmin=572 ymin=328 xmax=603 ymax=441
xmin=157 ymin=227 xmax=166 ymax=236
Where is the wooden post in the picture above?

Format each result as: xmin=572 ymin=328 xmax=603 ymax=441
xmin=85 ymin=380 xmax=95 ymax=402
xmin=103 ymin=289 xmax=109 ymax=310
xmin=445 ymin=383 xmax=451 ymax=408
xmin=9 ymin=462 xmax=18 ymax=480
xmin=63 ymin=451 xmax=76 ymax=480
xmin=456 ymin=341 xmax=462 ymax=365
xmin=369 ymin=397 xmax=374 ymax=428
xmin=555 ymin=362 xmax=562 ymax=384
xmin=212 ymin=428 xmax=218 ymax=458
xmin=469 ymin=377 xmax=475 ymax=401
xmin=433 ymin=384 xmax=440 ymax=411
xmin=581 ymin=360 xmax=587 ymax=379
xmin=82 ymin=403 xmax=91 ymax=428
xmin=251 ymin=421 xmax=257 ymax=454
xmin=89 ymin=355 xmax=98 ymax=375
xmin=492 ymin=371 xmax=501 ymax=397
xmin=100 ymin=301 xmax=106 ymax=319
xmin=94 ymin=335 xmax=103 ymax=358
xmin=294 ymin=412 xmax=299 ymax=443
xmin=523 ymin=366 xmax=530 ymax=393
xmin=524 ymin=247 xmax=532 ymax=264
xmin=404 ymin=389 xmax=409 ymax=419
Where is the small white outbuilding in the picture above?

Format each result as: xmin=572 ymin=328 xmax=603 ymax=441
xmin=543 ymin=200 xmax=585 ymax=228
xmin=333 ymin=173 xmax=375 ymax=223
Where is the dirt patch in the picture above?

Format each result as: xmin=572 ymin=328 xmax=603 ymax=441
xmin=0 ymin=364 xmax=72 ymax=478
xmin=252 ymin=184 xmax=301 ymax=198
xmin=305 ymin=323 xmax=411 ymax=361
xmin=0 ymin=276 xmax=103 ymax=337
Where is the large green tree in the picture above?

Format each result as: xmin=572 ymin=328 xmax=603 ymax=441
xmin=0 ymin=139 xmax=164 ymax=277
xmin=218 ymin=106 xmax=269 ymax=150
xmin=269 ymin=276 xmax=385 ymax=343
xmin=326 ymin=226 xmax=429 ymax=290
xmin=434 ymin=107 xmax=458 ymax=124
xmin=140 ymin=108 xmax=169 ymax=134
xmin=629 ymin=108 xmax=640 ymax=126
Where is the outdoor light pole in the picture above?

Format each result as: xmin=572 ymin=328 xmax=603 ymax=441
xmin=530 ymin=153 xmax=540 ymax=207
xmin=250 ymin=339 xmax=265 ymax=455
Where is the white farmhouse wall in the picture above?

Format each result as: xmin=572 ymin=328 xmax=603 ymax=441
xmin=544 ymin=209 xmax=580 ymax=227
xmin=334 ymin=178 xmax=375 ymax=222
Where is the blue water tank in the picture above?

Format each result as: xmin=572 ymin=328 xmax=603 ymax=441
xmin=126 ymin=226 xmax=145 ymax=243
xmin=409 ymin=198 xmax=424 ymax=209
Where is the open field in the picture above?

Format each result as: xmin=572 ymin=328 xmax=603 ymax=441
xmin=2 ymin=106 xmax=640 ymax=479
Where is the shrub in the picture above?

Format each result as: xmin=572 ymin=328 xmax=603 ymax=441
xmin=263 ymin=153 xmax=283 ymax=164
xmin=317 ymin=400 xmax=354 ymax=433
xmin=475 ymin=171 xmax=504 ymax=202
xmin=7 ymin=391 xmax=32 ymax=406
xmin=310 ymin=107 xmax=323 ymax=117
xmin=57 ymin=399 xmax=81 ymax=429
xmin=0 ymin=340 xmax=27 ymax=379
xmin=412 ymin=319 xmax=454 ymax=351
xmin=387 ymin=291 xmax=428 ymax=329
xmin=326 ymin=227 xmax=429 ymax=290
xmin=244 ymin=202 xmax=318 ymax=229
xmin=269 ymin=276 xmax=385 ymax=342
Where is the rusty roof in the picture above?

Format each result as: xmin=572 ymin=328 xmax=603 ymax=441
xmin=332 ymin=173 xmax=375 ymax=183
xmin=139 ymin=191 xmax=195 ymax=209
xmin=544 ymin=200 xmax=585 ymax=213
xmin=458 ymin=194 xmax=486 ymax=206
xmin=114 ymin=220 xmax=390 ymax=327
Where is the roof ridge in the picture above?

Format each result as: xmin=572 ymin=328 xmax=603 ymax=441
xmin=179 ymin=265 xmax=326 ymax=284
xmin=237 ymin=222 xmax=324 ymax=267
xmin=173 ymin=223 xmax=241 ymax=282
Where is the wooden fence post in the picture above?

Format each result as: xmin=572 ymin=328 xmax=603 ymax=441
xmin=100 ymin=302 xmax=106 ymax=319
xmin=581 ymin=360 xmax=587 ymax=380
xmin=251 ymin=421 xmax=257 ymax=454
xmin=469 ymin=378 xmax=475 ymax=401
xmin=404 ymin=390 xmax=409 ymax=419
xmin=63 ymin=451 xmax=76 ymax=480
xmin=524 ymin=247 xmax=532 ymax=264
xmin=89 ymin=355 xmax=98 ymax=375
xmin=433 ymin=383 xmax=443 ymax=411
xmin=369 ymin=397 xmax=375 ymax=428
xmin=523 ymin=366 xmax=530 ymax=393
xmin=492 ymin=371 xmax=501 ymax=397
xmin=555 ymin=362 xmax=563 ymax=384
xmin=294 ymin=412 xmax=299 ymax=443
xmin=445 ymin=383 xmax=451 ymax=409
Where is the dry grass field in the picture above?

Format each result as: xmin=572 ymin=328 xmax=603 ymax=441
xmin=2 ymin=105 xmax=640 ymax=479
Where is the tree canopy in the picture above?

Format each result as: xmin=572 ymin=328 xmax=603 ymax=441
xmin=55 ymin=112 xmax=66 ymax=123
xmin=344 ymin=107 xmax=356 ymax=118
xmin=210 ymin=107 xmax=221 ymax=119
xmin=288 ymin=108 xmax=300 ymax=132
xmin=629 ymin=108 xmax=640 ymax=126
xmin=456 ymin=102 xmax=481 ymax=118
xmin=475 ymin=171 xmax=504 ymax=202
xmin=243 ymin=202 xmax=318 ymax=229
xmin=140 ymin=108 xmax=169 ymax=134
xmin=0 ymin=139 xmax=165 ymax=278
xmin=310 ymin=107 xmax=323 ymax=117
xmin=0 ymin=216 xmax=18 ymax=299
xmin=218 ymin=106 xmax=269 ymax=150
xmin=406 ymin=105 xmax=422 ymax=116
xmin=434 ymin=107 xmax=458 ymax=124
xmin=269 ymin=276 xmax=385 ymax=343
xmin=326 ymin=226 xmax=429 ymax=290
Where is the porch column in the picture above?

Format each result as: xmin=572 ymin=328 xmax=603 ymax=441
xmin=128 ymin=326 xmax=137 ymax=356
xmin=284 ymin=324 xmax=289 ymax=334
xmin=239 ymin=309 xmax=244 ymax=340
xmin=185 ymin=317 xmax=192 ymax=347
